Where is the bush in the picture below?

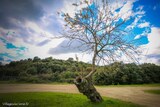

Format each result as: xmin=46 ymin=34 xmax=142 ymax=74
xmin=26 ymin=76 xmax=47 ymax=83
xmin=94 ymin=71 xmax=113 ymax=85
xmin=61 ymin=71 xmax=78 ymax=78
xmin=26 ymin=67 xmax=37 ymax=75
xmin=50 ymin=72 xmax=61 ymax=82
xmin=38 ymin=74 xmax=52 ymax=80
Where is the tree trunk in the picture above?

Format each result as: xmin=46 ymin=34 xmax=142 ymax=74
xmin=74 ymin=44 xmax=102 ymax=102
xmin=74 ymin=76 xmax=103 ymax=102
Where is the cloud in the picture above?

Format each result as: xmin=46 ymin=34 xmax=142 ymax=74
xmin=0 ymin=0 xmax=159 ymax=65
xmin=125 ymin=5 xmax=146 ymax=30
xmin=134 ymin=34 xmax=141 ymax=39
xmin=0 ymin=0 xmax=65 ymax=44
xmin=0 ymin=57 xmax=4 ymax=61
xmin=0 ymin=0 xmax=44 ymax=29
xmin=126 ymin=16 xmax=141 ymax=30
xmin=118 ymin=0 xmax=134 ymax=19
xmin=36 ymin=39 xmax=51 ymax=46
xmin=134 ymin=27 xmax=151 ymax=40
xmin=147 ymin=54 xmax=160 ymax=59
xmin=49 ymin=39 xmax=83 ymax=55
xmin=147 ymin=27 xmax=160 ymax=54
xmin=0 ymin=0 xmax=91 ymax=64
xmin=40 ymin=13 xmax=63 ymax=35
xmin=138 ymin=22 xmax=150 ymax=28
xmin=140 ymin=27 xmax=160 ymax=65
xmin=0 ymin=0 xmax=92 ymax=64
xmin=0 ymin=37 xmax=28 ymax=63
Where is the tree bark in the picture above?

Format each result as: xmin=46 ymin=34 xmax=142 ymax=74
xmin=74 ymin=44 xmax=103 ymax=102
xmin=74 ymin=76 xmax=103 ymax=102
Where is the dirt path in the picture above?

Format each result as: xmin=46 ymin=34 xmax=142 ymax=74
xmin=0 ymin=84 xmax=160 ymax=107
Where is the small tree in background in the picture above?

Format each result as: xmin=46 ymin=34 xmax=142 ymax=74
xmin=58 ymin=0 xmax=140 ymax=102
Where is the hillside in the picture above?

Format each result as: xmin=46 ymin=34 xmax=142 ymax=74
xmin=0 ymin=56 xmax=160 ymax=85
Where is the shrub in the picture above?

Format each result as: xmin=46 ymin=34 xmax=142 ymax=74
xmin=26 ymin=67 xmax=37 ymax=75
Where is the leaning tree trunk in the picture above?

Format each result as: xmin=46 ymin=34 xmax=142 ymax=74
xmin=74 ymin=76 xmax=103 ymax=102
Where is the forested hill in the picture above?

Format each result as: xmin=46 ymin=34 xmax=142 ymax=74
xmin=0 ymin=56 xmax=91 ymax=83
xmin=0 ymin=56 xmax=160 ymax=85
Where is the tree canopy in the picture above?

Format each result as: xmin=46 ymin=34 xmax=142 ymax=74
xmin=57 ymin=0 xmax=141 ymax=80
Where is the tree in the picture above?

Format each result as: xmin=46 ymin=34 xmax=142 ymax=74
xmin=33 ymin=56 xmax=41 ymax=62
xmin=0 ymin=62 xmax=2 ymax=66
xmin=67 ymin=57 xmax=74 ymax=62
xmin=26 ymin=66 xmax=37 ymax=75
xmin=57 ymin=0 xmax=140 ymax=102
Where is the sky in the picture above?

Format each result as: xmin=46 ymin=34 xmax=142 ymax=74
xmin=0 ymin=0 xmax=160 ymax=65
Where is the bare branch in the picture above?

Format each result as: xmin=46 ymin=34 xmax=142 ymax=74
xmin=58 ymin=0 xmax=141 ymax=78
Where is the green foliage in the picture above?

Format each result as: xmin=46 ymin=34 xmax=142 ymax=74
xmin=94 ymin=62 xmax=160 ymax=85
xmin=0 ymin=92 xmax=141 ymax=107
xmin=33 ymin=56 xmax=41 ymax=62
xmin=0 ymin=57 xmax=160 ymax=85
xmin=50 ymin=72 xmax=61 ymax=82
xmin=67 ymin=57 xmax=74 ymax=62
xmin=59 ymin=71 xmax=79 ymax=83
xmin=61 ymin=71 xmax=78 ymax=78
xmin=140 ymin=63 xmax=160 ymax=83
xmin=26 ymin=66 xmax=37 ymax=75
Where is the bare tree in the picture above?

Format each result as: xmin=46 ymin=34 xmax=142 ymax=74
xmin=58 ymin=0 xmax=140 ymax=102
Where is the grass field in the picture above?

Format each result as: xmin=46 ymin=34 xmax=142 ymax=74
xmin=144 ymin=89 xmax=160 ymax=95
xmin=0 ymin=92 xmax=141 ymax=107
xmin=96 ymin=83 xmax=160 ymax=87
xmin=0 ymin=81 xmax=70 ymax=85
xmin=0 ymin=81 xmax=160 ymax=87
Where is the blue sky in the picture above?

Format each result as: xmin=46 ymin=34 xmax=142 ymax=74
xmin=0 ymin=0 xmax=160 ymax=65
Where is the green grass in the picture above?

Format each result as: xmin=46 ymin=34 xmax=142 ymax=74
xmin=0 ymin=81 xmax=70 ymax=85
xmin=144 ymin=89 xmax=160 ymax=95
xmin=1 ymin=80 xmax=160 ymax=87
xmin=96 ymin=83 xmax=160 ymax=88
xmin=0 ymin=92 xmax=141 ymax=107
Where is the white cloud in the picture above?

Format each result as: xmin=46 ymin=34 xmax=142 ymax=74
xmin=146 ymin=27 xmax=160 ymax=54
xmin=134 ymin=34 xmax=141 ymax=39
xmin=0 ymin=39 xmax=5 ymax=47
xmin=1 ymin=0 xmax=159 ymax=66
xmin=0 ymin=27 xmax=18 ymax=42
xmin=118 ymin=1 xmax=134 ymax=19
xmin=126 ymin=16 xmax=142 ymax=30
xmin=12 ymin=36 xmax=64 ymax=59
xmin=114 ymin=27 xmax=160 ymax=65
xmin=139 ymin=27 xmax=160 ymax=65
xmin=61 ymin=0 xmax=77 ymax=17
xmin=109 ymin=0 xmax=136 ymax=21
xmin=125 ymin=5 xmax=145 ymax=30
xmin=51 ymin=52 xmax=92 ymax=63
xmin=134 ymin=5 xmax=145 ymax=15
xmin=138 ymin=22 xmax=150 ymax=28
xmin=134 ymin=28 xmax=151 ymax=40
xmin=22 ymin=39 xmax=92 ymax=63
xmin=0 ymin=19 xmax=65 ymax=63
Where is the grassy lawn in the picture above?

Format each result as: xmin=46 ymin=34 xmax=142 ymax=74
xmin=0 ymin=81 xmax=160 ymax=87
xmin=96 ymin=83 xmax=160 ymax=88
xmin=144 ymin=90 xmax=160 ymax=95
xmin=0 ymin=81 xmax=70 ymax=84
xmin=0 ymin=92 xmax=141 ymax=107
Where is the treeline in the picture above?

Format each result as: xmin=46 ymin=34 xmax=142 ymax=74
xmin=94 ymin=62 xmax=160 ymax=85
xmin=0 ymin=56 xmax=160 ymax=85
xmin=0 ymin=57 xmax=90 ymax=83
